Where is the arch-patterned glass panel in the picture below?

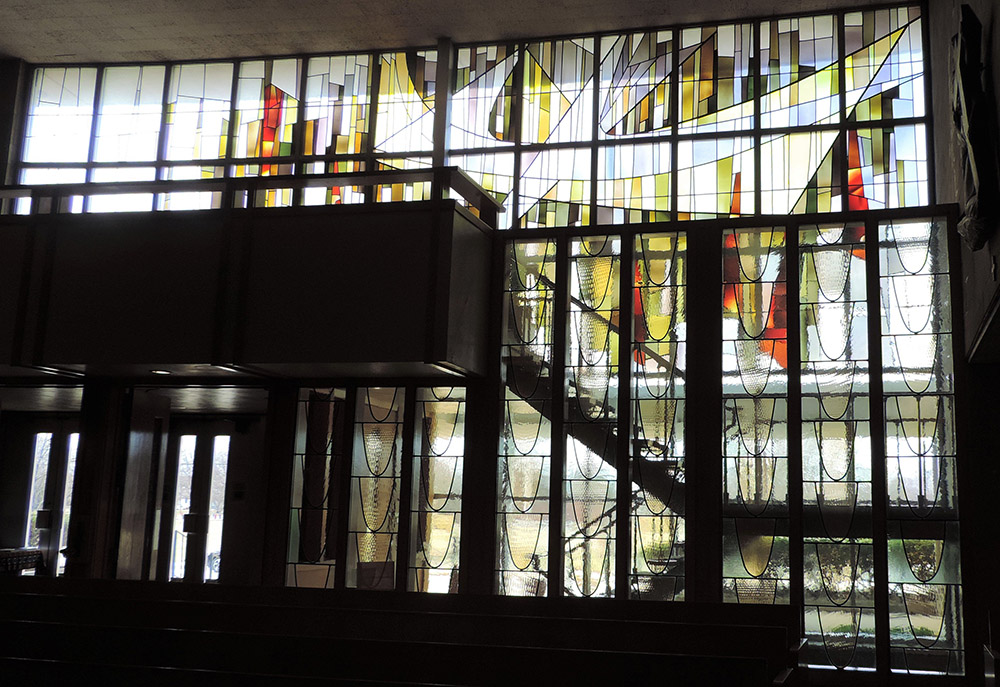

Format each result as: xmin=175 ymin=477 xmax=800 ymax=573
xmin=722 ymin=227 xmax=789 ymax=604
xmin=800 ymin=222 xmax=876 ymax=669
xmin=631 ymin=232 xmax=686 ymax=600
xmin=497 ymin=240 xmax=557 ymax=595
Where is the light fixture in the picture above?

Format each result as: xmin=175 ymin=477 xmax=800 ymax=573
xmin=150 ymin=369 xmax=171 ymax=375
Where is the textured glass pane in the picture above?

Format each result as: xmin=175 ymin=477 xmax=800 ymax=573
xmin=347 ymin=387 xmax=404 ymax=590
xmin=845 ymin=7 xmax=924 ymax=122
xmin=233 ymin=59 xmax=300 ymax=176
xmin=760 ymin=16 xmax=839 ymax=128
xmin=599 ymin=31 xmax=673 ymax=139
xmin=677 ymin=137 xmax=755 ymax=219
xmin=23 ymin=67 xmax=97 ymax=163
xmin=800 ymin=223 xmax=875 ymax=669
xmin=165 ymin=62 xmax=233 ymax=161
xmin=519 ymin=147 xmax=591 ymax=227
xmin=286 ymin=388 xmax=345 ymax=589
xmin=374 ymin=50 xmax=436 ymax=153
xmin=679 ymin=24 xmax=753 ymax=133
xmin=880 ymin=217 xmax=962 ymax=675
xmin=521 ymin=38 xmax=594 ymax=144
xmin=596 ymin=142 xmax=671 ymax=224
xmin=452 ymin=44 xmax=517 ymax=148
xmin=760 ymin=131 xmax=842 ymax=215
xmin=847 ymin=125 xmax=928 ymax=210
xmin=723 ymin=227 xmax=788 ymax=604
xmin=410 ymin=387 xmax=466 ymax=593
xmin=94 ymin=65 xmax=165 ymax=162
xmin=498 ymin=240 xmax=556 ymax=596
xmin=303 ymin=54 xmax=371 ymax=156
xmin=564 ymin=237 xmax=619 ymax=597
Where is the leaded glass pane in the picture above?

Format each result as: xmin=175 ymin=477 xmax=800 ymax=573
xmin=93 ymin=65 xmax=165 ymax=163
xmin=374 ymin=50 xmax=436 ymax=153
xmin=679 ymin=24 xmax=753 ymax=133
xmin=23 ymin=67 xmax=97 ymax=163
xmin=521 ymin=38 xmax=594 ymax=144
xmin=165 ymin=62 xmax=233 ymax=162
xmin=564 ymin=236 xmax=620 ymax=598
xmin=410 ymin=387 xmax=466 ymax=593
xmin=497 ymin=240 xmax=556 ymax=596
xmin=760 ymin=16 xmax=839 ymax=128
xmin=631 ymin=232 xmax=686 ymax=600
xmin=599 ymin=31 xmax=673 ymax=139
xmin=452 ymin=45 xmax=517 ymax=149
xmin=723 ymin=227 xmax=789 ymax=605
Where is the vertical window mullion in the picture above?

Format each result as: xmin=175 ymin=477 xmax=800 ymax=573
xmin=685 ymin=226 xmax=722 ymax=602
xmin=364 ymin=53 xmax=381 ymax=203
xmin=395 ymin=383 xmax=417 ymax=591
xmin=549 ymin=233 xmax=569 ymax=596
xmin=82 ymin=66 xmax=104 ymax=212
xmin=786 ymin=221 xmax=803 ymax=640
xmin=333 ymin=386 xmax=358 ymax=589
xmin=866 ymin=216 xmax=890 ymax=674
xmin=615 ymin=230 xmax=633 ymax=598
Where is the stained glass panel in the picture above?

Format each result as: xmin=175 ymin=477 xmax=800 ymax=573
xmin=287 ymin=388 xmax=345 ymax=589
xmin=23 ymin=67 xmax=97 ymax=163
xmin=93 ymin=65 xmax=165 ymax=163
xmin=760 ymin=16 xmax=839 ymax=128
xmin=165 ymin=62 xmax=233 ymax=162
xmin=233 ymin=59 xmax=300 ymax=177
xmin=452 ymin=45 xmax=517 ymax=149
xmin=760 ymin=131 xmax=841 ymax=215
xmin=303 ymin=54 xmax=371 ymax=156
xmin=347 ymin=387 xmax=404 ymax=590
xmin=847 ymin=125 xmax=928 ymax=210
xmin=410 ymin=387 xmax=466 ymax=593
xmin=596 ymin=142 xmax=671 ymax=224
xmin=845 ymin=7 xmax=924 ymax=122
xmin=631 ymin=232 xmax=686 ymax=600
xmin=676 ymin=137 xmax=754 ymax=219
xmin=521 ymin=38 xmax=594 ymax=144
xmin=800 ymin=222 xmax=876 ymax=669
xmin=498 ymin=239 xmax=556 ymax=596
xmin=679 ymin=24 xmax=753 ymax=133
xmin=722 ymin=227 xmax=789 ymax=604
xmin=519 ymin=147 xmax=591 ymax=228
xmin=564 ymin=236 xmax=619 ymax=597
xmin=374 ymin=50 xmax=437 ymax=153
xmin=599 ymin=31 xmax=673 ymax=139
xmin=880 ymin=218 xmax=962 ymax=675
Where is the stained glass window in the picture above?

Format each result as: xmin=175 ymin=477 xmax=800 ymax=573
xmin=880 ymin=219 xmax=962 ymax=675
xmin=760 ymin=16 xmax=839 ymax=128
xmin=23 ymin=67 xmax=97 ymax=164
xmin=93 ymin=65 xmax=166 ymax=163
xmin=800 ymin=223 xmax=875 ymax=668
xmin=598 ymin=31 xmax=673 ymax=139
xmin=498 ymin=240 xmax=556 ymax=596
xmin=374 ymin=50 xmax=437 ymax=154
xmin=165 ymin=62 xmax=233 ymax=162
xmin=521 ymin=38 xmax=594 ymax=145
xmin=631 ymin=232 xmax=686 ymax=600
xmin=287 ymin=388 xmax=345 ymax=589
xmin=452 ymin=45 xmax=517 ymax=149
xmin=410 ymin=387 xmax=466 ymax=593
xmin=303 ymin=54 xmax=371 ymax=156
xmin=232 ymin=59 xmax=300 ymax=175
xmin=679 ymin=24 xmax=754 ymax=134
xmin=722 ymin=227 xmax=790 ymax=605
xmin=347 ymin=387 xmax=404 ymax=590
xmin=563 ymin=236 xmax=620 ymax=598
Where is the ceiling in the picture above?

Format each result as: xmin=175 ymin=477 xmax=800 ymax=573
xmin=0 ymin=0 xmax=891 ymax=64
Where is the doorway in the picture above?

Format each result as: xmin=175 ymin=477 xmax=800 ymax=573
xmin=161 ymin=419 xmax=233 ymax=583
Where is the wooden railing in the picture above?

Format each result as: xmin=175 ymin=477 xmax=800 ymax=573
xmin=0 ymin=166 xmax=505 ymax=229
